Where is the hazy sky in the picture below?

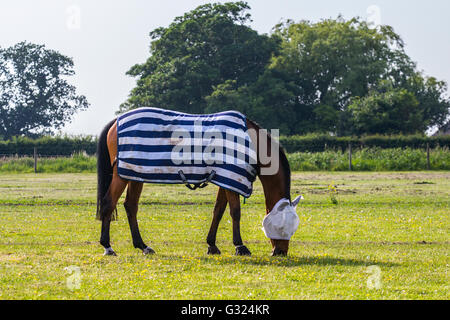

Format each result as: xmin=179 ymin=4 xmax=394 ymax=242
xmin=1 ymin=0 xmax=449 ymax=136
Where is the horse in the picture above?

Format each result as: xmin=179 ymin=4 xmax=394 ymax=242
xmin=96 ymin=109 xmax=301 ymax=257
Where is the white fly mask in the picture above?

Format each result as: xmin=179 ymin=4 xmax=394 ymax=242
xmin=262 ymin=195 xmax=303 ymax=240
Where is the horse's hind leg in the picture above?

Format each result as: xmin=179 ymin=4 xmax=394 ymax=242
xmin=206 ymin=188 xmax=228 ymax=255
xmin=124 ymin=181 xmax=155 ymax=255
xmin=225 ymin=190 xmax=251 ymax=256
xmin=100 ymin=173 xmax=127 ymax=256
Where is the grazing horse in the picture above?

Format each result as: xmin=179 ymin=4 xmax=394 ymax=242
xmin=96 ymin=109 xmax=300 ymax=257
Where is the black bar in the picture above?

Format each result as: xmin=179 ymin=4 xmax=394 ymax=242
xmin=0 ymin=300 xmax=445 ymax=318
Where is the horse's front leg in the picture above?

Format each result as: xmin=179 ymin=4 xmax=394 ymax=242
xmin=225 ymin=190 xmax=251 ymax=256
xmin=206 ymin=188 xmax=228 ymax=255
xmin=100 ymin=173 xmax=127 ymax=256
xmin=124 ymin=181 xmax=155 ymax=255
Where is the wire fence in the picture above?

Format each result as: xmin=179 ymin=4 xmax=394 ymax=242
xmin=0 ymin=148 xmax=95 ymax=173
xmin=0 ymin=143 xmax=442 ymax=173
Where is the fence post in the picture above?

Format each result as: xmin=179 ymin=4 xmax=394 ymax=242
xmin=426 ymin=143 xmax=430 ymax=170
xmin=348 ymin=143 xmax=352 ymax=171
xmin=34 ymin=147 xmax=37 ymax=173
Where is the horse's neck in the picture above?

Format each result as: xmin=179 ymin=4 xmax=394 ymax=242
xmin=246 ymin=118 xmax=290 ymax=213
xmin=258 ymin=168 xmax=288 ymax=214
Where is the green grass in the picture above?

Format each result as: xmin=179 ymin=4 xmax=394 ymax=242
xmin=0 ymin=172 xmax=448 ymax=300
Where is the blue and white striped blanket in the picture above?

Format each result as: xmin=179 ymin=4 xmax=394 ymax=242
xmin=117 ymin=107 xmax=257 ymax=197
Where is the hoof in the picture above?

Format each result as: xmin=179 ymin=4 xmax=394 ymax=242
xmin=235 ymin=245 xmax=251 ymax=256
xmin=272 ymin=248 xmax=287 ymax=257
xmin=207 ymin=246 xmax=221 ymax=255
xmin=104 ymin=247 xmax=117 ymax=256
xmin=143 ymin=247 xmax=155 ymax=255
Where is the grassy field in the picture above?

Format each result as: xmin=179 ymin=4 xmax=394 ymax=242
xmin=0 ymin=172 xmax=448 ymax=300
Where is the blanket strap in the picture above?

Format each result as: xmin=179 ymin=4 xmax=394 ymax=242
xmin=178 ymin=170 xmax=216 ymax=191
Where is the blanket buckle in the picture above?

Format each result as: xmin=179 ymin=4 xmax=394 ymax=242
xmin=178 ymin=170 xmax=216 ymax=191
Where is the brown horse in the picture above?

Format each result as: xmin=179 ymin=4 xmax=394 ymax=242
xmin=96 ymin=117 xmax=296 ymax=256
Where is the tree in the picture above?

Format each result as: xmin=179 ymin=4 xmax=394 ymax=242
xmin=120 ymin=1 xmax=279 ymax=114
xmin=401 ymin=74 xmax=450 ymax=131
xmin=204 ymin=16 xmax=445 ymax=136
xmin=122 ymin=5 xmax=449 ymax=136
xmin=0 ymin=42 xmax=89 ymax=139
xmin=268 ymin=17 xmax=423 ymax=135
xmin=205 ymin=71 xmax=297 ymax=134
xmin=347 ymin=81 xmax=422 ymax=135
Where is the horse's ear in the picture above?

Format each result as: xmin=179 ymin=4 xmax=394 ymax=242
xmin=291 ymin=195 xmax=304 ymax=208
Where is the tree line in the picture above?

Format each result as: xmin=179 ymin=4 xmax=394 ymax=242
xmin=1 ymin=134 xmax=449 ymax=157
xmin=121 ymin=2 xmax=450 ymax=136
xmin=0 ymin=1 xmax=449 ymax=139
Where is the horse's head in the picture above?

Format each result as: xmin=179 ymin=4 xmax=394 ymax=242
xmin=246 ymin=118 xmax=302 ymax=256
xmin=263 ymin=195 xmax=303 ymax=256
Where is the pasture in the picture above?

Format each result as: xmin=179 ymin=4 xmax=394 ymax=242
xmin=0 ymin=171 xmax=448 ymax=300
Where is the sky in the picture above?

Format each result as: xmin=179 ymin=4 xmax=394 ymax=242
xmin=1 ymin=0 xmax=449 ymax=136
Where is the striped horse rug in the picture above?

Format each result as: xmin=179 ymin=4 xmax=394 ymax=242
xmin=117 ymin=107 xmax=257 ymax=198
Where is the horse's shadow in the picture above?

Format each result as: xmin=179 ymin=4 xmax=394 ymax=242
xmin=197 ymin=255 xmax=398 ymax=268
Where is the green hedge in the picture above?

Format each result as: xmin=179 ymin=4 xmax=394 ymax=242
xmin=279 ymin=134 xmax=450 ymax=153
xmin=287 ymin=147 xmax=450 ymax=171
xmin=1 ymin=148 xmax=448 ymax=173
xmin=0 ymin=136 xmax=97 ymax=156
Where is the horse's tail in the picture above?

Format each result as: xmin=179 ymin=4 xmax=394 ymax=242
xmin=96 ymin=118 xmax=117 ymax=221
